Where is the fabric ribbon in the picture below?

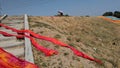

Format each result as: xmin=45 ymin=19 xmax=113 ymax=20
xmin=0 ymin=47 xmax=39 ymax=68
xmin=0 ymin=31 xmax=58 ymax=56
xmin=0 ymin=23 xmax=102 ymax=64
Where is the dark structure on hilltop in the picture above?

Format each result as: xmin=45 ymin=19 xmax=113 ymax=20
xmin=55 ymin=11 xmax=69 ymax=16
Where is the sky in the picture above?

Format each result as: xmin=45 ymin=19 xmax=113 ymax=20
xmin=0 ymin=0 xmax=120 ymax=16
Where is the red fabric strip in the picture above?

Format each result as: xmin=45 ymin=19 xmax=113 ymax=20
xmin=0 ymin=31 xmax=58 ymax=56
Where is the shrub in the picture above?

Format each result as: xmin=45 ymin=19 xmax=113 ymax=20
xmin=103 ymin=12 xmax=113 ymax=16
xmin=113 ymin=11 xmax=120 ymax=18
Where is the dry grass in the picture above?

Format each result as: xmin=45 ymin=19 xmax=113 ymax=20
xmin=29 ymin=16 xmax=120 ymax=68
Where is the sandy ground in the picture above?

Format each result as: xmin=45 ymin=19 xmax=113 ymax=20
xmin=29 ymin=16 xmax=120 ymax=68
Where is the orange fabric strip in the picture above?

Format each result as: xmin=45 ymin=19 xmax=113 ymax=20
xmin=0 ymin=48 xmax=39 ymax=68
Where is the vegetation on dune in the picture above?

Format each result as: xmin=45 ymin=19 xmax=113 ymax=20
xmin=103 ymin=12 xmax=113 ymax=16
xmin=103 ymin=11 xmax=120 ymax=18
xmin=114 ymin=11 xmax=120 ymax=18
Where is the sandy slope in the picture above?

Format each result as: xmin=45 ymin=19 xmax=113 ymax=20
xmin=29 ymin=16 xmax=120 ymax=68
xmin=98 ymin=16 xmax=120 ymax=24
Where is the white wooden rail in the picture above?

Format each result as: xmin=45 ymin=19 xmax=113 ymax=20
xmin=0 ymin=14 xmax=7 ymax=22
xmin=24 ymin=14 xmax=34 ymax=63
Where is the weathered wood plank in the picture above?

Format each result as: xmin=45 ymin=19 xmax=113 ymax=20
xmin=0 ymin=14 xmax=8 ymax=22
xmin=24 ymin=14 xmax=34 ymax=63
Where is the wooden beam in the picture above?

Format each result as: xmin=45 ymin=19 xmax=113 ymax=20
xmin=0 ymin=14 xmax=7 ymax=22
xmin=24 ymin=14 xmax=34 ymax=63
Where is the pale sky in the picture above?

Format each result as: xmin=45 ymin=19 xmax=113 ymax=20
xmin=0 ymin=0 xmax=120 ymax=16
